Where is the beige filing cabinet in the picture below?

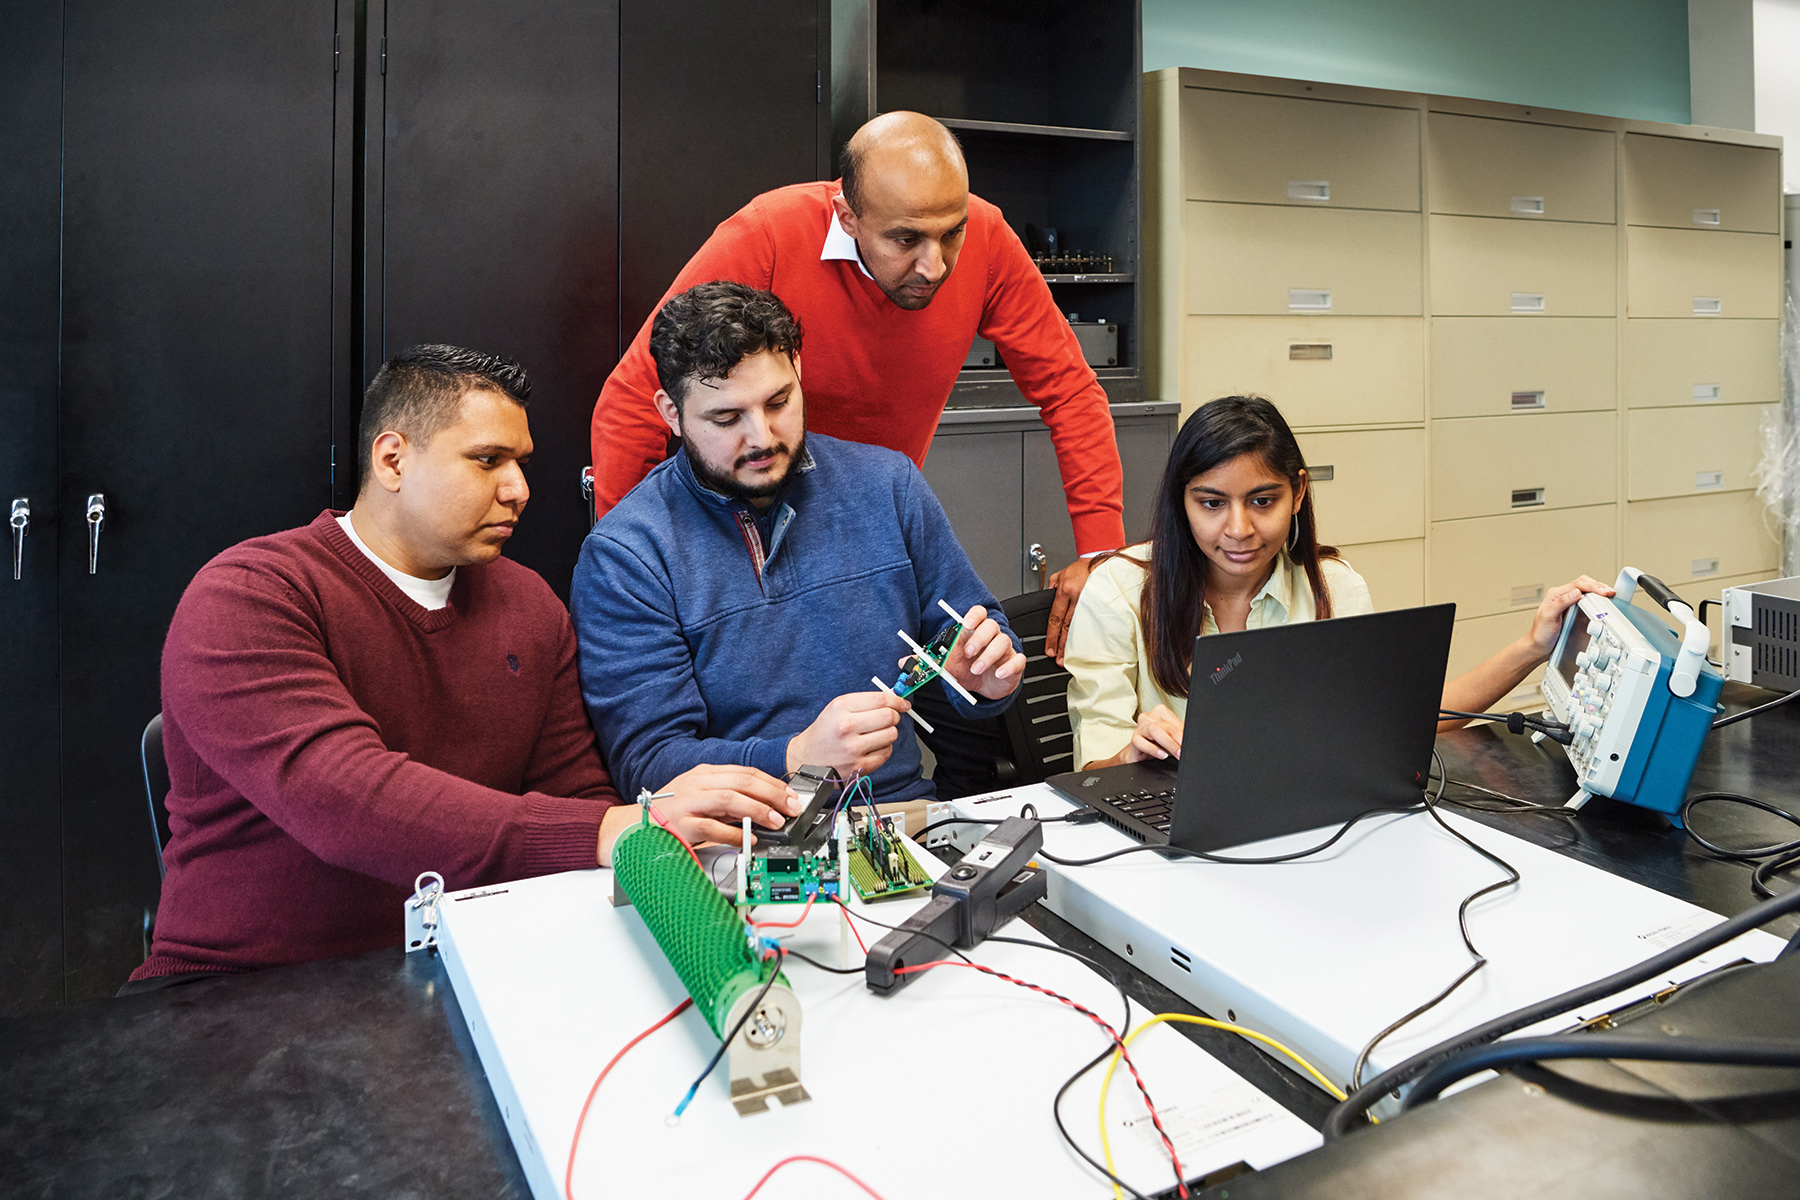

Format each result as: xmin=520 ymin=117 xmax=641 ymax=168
xmin=1146 ymin=68 xmax=1784 ymax=708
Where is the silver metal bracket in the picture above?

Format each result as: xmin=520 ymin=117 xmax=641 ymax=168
xmin=404 ymin=871 xmax=445 ymax=952
xmin=725 ymin=981 xmax=809 ymax=1115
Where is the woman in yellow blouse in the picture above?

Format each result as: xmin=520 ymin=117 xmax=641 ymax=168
xmin=1065 ymin=395 xmax=1610 ymax=769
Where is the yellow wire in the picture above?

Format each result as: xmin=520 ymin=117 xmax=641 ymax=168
xmin=1096 ymin=1013 xmax=1353 ymax=1200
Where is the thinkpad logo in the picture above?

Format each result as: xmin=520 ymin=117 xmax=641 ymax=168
xmin=1082 ymin=776 xmax=1101 ymax=788
xmin=1209 ymin=651 xmax=1244 ymax=685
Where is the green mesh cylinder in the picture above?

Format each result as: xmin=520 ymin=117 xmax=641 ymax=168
xmin=611 ymin=816 xmax=788 ymax=1038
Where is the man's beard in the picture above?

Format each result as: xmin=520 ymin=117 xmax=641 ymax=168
xmin=684 ymin=429 xmax=807 ymax=502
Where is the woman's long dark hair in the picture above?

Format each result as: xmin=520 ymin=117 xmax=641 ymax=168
xmin=1136 ymin=395 xmax=1339 ymax=698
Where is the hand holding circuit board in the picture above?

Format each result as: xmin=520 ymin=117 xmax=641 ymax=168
xmin=873 ymin=599 xmax=1027 ymax=732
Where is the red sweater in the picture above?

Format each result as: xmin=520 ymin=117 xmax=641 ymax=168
xmin=590 ymin=181 xmax=1127 ymax=554
xmin=133 ymin=512 xmax=620 ymax=980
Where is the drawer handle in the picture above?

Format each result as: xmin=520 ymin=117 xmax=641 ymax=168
xmin=1693 ymin=297 xmax=1722 ymax=315
xmin=1511 ymin=390 xmax=1546 ymax=410
xmin=1511 ymin=293 xmax=1546 ymax=313
xmin=1692 ymin=208 xmax=1721 ymax=226
xmin=1511 ymin=584 xmax=1545 ymax=607
xmin=1692 ymin=557 xmax=1721 ymax=578
xmin=1511 ymin=487 xmax=1546 ymax=508
xmin=1288 ymin=342 xmax=1333 ymax=361
xmin=1510 ymin=196 xmax=1545 ymax=215
xmin=1693 ymin=383 xmax=1722 ymax=402
xmin=1307 ymin=464 xmax=1335 ymax=482
xmin=1289 ymin=289 xmax=1332 ymax=311
xmin=1288 ymin=180 xmax=1330 ymax=202
xmin=1696 ymin=470 xmax=1724 ymax=490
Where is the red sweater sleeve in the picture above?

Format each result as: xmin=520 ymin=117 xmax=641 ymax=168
xmin=162 ymin=560 xmax=612 ymax=890
xmin=590 ymin=201 xmax=779 ymax=517
xmin=976 ymin=218 xmax=1127 ymax=554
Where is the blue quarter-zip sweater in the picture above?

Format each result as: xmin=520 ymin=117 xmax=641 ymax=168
xmin=571 ymin=433 xmax=1019 ymax=803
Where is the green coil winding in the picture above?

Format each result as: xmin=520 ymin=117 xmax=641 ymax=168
xmin=611 ymin=814 xmax=788 ymax=1038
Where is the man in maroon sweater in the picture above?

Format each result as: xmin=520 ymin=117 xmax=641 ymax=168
xmin=130 ymin=345 xmax=799 ymax=987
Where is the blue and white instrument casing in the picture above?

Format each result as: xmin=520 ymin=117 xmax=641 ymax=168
xmin=1540 ymin=568 xmax=1723 ymax=824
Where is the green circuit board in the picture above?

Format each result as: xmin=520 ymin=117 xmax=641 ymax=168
xmin=846 ymin=812 xmax=931 ymax=901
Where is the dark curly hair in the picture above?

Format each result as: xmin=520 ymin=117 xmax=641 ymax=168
xmin=1135 ymin=395 xmax=1339 ymax=698
xmin=358 ymin=344 xmax=530 ymax=488
xmin=649 ymin=281 xmax=804 ymax=410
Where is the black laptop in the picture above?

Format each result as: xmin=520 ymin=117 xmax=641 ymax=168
xmin=1047 ymin=603 xmax=1455 ymax=854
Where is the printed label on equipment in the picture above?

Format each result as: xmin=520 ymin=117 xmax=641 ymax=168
xmin=964 ymin=839 xmax=1009 ymax=869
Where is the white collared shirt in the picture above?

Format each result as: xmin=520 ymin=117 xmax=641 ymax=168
xmin=337 ymin=512 xmax=455 ymax=611
xmin=819 ymin=204 xmax=876 ymax=281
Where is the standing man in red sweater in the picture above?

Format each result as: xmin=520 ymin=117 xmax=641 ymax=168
xmin=130 ymin=345 xmax=799 ymax=989
xmin=590 ymin=111 xmax=1125 ymax=662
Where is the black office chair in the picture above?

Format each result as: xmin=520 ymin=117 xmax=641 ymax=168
xmin=141 ymin=713 xmax=171 ymax=958
xmin=996 ymin=589 xmax=1078 ymax=784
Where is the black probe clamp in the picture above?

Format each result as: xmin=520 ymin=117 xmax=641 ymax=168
xmin=863 ymin=816 xmax=1047 ymax=995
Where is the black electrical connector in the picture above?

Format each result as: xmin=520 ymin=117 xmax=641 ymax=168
xmin=1440 ymin=708 xmax=1574 ymax=745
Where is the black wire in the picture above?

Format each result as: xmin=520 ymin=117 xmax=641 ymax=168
xmin=1349 ymin=751 xmax=1521 ymax=1089
xmin=1403 ymin=1034 xmax=1800 ymax=1111
xmin=1322 ymin=881 xmax=1800 ymax=1138
xmin=1054 ymin=1042 xmax=1154 ymax=1200
xmin=1713 ymin=687 xmax=1800 ymax=728
xmin=914 ymin=811 xmax=1091 ymax=842
xmin=1036 ymin=803 xmax=1422 ymax=868
xmin=674 ymin=947 xmax=786 ymax=1112
xmin=827 ymin=892 xmax=972 ymax=963
xmin=781 ymin=947 xmax=863 ymax=975
xmin=1680 ymin=792 xmax=1800 ymax=899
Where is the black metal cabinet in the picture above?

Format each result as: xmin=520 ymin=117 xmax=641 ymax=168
xmin=364 ymin=0 xmax=623 ymax=600
xmin=53 ymin=0 xmax=355 ymax=1003
xmin=0 ymin=0 xmax=71 ymax=1015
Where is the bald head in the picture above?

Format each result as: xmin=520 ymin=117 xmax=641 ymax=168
xmin=839 ymin=112 xmax=968 ymax=216
xmin=833 ymin=113 xmax=971 ymax=310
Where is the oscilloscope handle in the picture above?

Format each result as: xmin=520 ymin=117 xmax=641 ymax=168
xmin=1615 ymin=567 xmax=1710 ymax=699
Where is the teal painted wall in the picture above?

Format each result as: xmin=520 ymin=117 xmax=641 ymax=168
xmin=1144 ymin=0 xmax=1691 ymax=123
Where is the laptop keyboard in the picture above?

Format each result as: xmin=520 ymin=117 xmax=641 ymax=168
xmin=1112 ymin=788 xmax=1176 ymax=832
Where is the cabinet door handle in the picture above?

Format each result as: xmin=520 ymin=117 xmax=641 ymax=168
xmin=9 ymin=498 xmax=27 ymax=581
xmin=85 ymin=493 xmax=105 ymax=575
xmin=1027 ymin=543 xmax=1048 ymax=590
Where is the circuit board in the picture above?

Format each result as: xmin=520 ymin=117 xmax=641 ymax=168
xmin=742 ymin=843 xmax=841 ymax=905
xmin=846 ymin=812 xmax=932 ymax=901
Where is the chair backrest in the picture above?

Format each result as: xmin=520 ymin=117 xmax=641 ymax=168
xmin=997 ymin=589 xmax=1077 ymax=784
xmin=141 ymin=713 xmax=171 ymax=879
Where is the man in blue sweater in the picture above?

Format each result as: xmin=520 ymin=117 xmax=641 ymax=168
xmin=572 ymin=282 xmax=1026 ymax=806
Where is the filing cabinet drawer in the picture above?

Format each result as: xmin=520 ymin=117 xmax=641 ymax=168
xmin=1625 ymin=227 xmax=1782 ymax=319
xmin=1181 ymin=87 xmax=1420 ymax=211
xmin=1623 ymin=319 xmax=1779 ymax=408
xmin=1335 ymin=538 xmax=1424 ymax=610
xmin=1427 ymin=113 xmax=1615 ymax=224
xmin=1447 ymin=609 xmax=1540 ymax=694
xmin=1623 ymin=134 xmax=1781 ymax=233
xmin=1431 ymin=411 xmax=1616 ymax=520
xmin=1183 ymin=316 xmax=1424 ymax=427
xmin=1294 ymin=427 xmax=1425 ymax=545
xmin=1186 ymin=202 xmax=1423 ymax=316
xmin=1429 ymin=505 xmax=1616 ymax=620
xmin=1428 ymin=215 xmax=1616 ymax=317
xmin=1624 ymin=492 xmax=1780 ymax=585
xmin=1430 ymin=317 xmax=1616 ymax=417
xmin=1626 ymin=403 xmax=1771 ymax=500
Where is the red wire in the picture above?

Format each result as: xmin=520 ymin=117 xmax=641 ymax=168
xmin=647 ymin=803 xmax=707 ymax=877
xmin=564 ymin=996 xmax=693 ymax=1200
xmin=739 ymin=1154 xmax=889 ymax=1200
xmin=747 ymin=892 xmax=816 ymax=929
xmin=892 ymin=958 xmax=1190 ymax=1198
xmin=827 ymin=894 xmax=869 ymax=954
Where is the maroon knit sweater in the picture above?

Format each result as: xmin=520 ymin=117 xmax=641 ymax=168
xmin=132 ymin=511 xmax=620 ymax=980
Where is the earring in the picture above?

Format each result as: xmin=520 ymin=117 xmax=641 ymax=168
xmin=1288 ymin=515 xmax=1300 ymax=552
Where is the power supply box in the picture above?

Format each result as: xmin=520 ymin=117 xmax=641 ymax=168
xmin=1725 ymin=575 xmax=1800 ymax=691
